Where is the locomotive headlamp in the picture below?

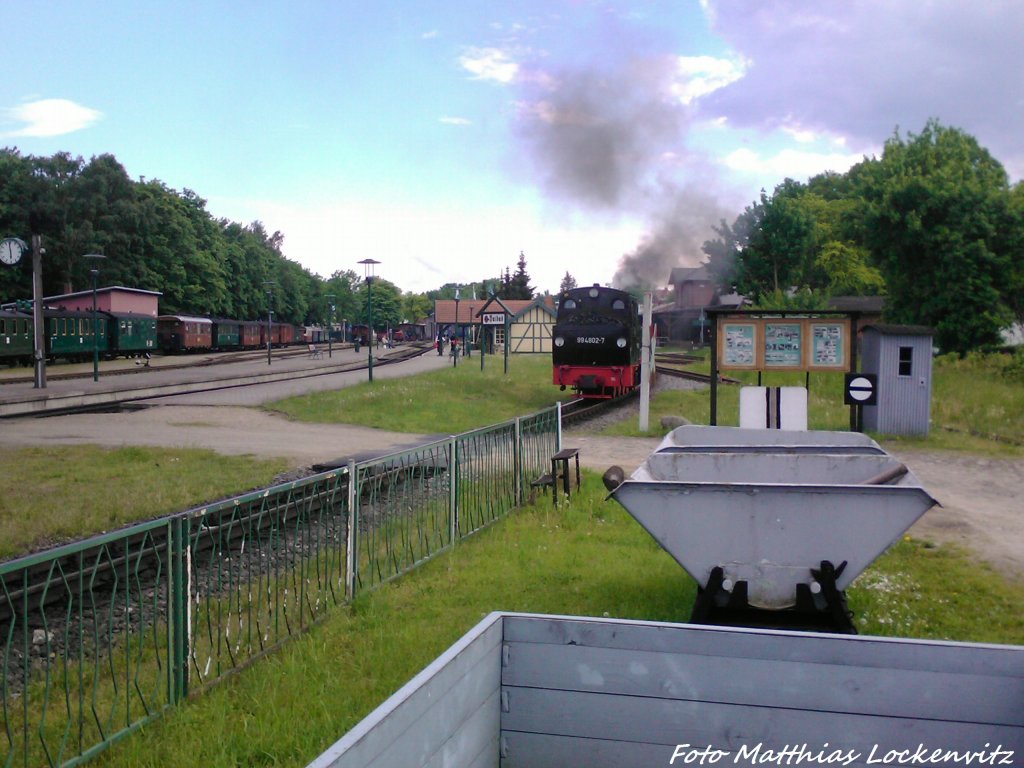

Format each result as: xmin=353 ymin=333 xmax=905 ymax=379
xmin=588 ymin=287 xmax=599 ymax=298
xmin=617 ymin=337 xmax=627 ymax=348
xmin=554 ymin=336 xmax=565 ymax=347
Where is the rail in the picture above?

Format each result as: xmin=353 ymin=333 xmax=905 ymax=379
xmin=0 ymin=404 xmax=559 ymax=767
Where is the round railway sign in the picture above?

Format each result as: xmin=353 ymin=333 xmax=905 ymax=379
xmin=844 ymin=373 xmax=878 ymax=406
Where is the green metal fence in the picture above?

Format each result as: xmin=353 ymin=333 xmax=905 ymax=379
xmin=1 ymin=406 xmax=559 ymax=767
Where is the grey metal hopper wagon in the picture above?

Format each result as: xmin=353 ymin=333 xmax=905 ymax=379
xmin=308 ymin=613 xmax=1024 ymax=768
xmin=608 ymin=426 xmax=938 ymax=632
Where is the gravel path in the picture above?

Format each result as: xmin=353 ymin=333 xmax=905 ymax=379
xmin=2 ymin=364 xmax=1020 ymax=581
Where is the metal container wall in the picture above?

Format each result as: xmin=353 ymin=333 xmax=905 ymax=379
xmin=611 ymin=426 xmax=938 ymax=609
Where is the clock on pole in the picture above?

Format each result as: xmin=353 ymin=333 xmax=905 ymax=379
xmin=0 ymin=237 xmax=27 ymax=266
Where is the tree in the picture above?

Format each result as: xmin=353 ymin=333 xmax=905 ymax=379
xmin=401 ymin=292 xmax=434 ymax=323
xmin=856 ymin=120 xmax=1017 ymax=353
xmin=558 ymin=271 xmax=578 ymax=294
xmin=1006 ymin=181 xmax=1024 ymax=329
xmin=702 ymin=180 xmax=818 ymax=301
xmin=355 ymin=278 xmax=401 ymax=331
xmin=504 ymin=251 xmax=534 ymax=299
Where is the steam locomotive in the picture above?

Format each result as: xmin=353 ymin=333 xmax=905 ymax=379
xmin=552 ymin=285 xmax=642 ymax=399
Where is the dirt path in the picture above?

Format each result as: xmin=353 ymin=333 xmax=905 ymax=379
xmin=2 ymin=401 xmax=1021 ymax=582
xmin=565 ymin=431 xmax=1024 ymax=583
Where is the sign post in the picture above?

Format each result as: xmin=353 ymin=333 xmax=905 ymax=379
xmin=844 ymin=372 xmax=878 ymax=433
xmin=482 ymin=311 xmax=508 ymax=374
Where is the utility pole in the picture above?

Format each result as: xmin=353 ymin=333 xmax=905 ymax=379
xmin=31 ymin=235 xmax=46 ymax=389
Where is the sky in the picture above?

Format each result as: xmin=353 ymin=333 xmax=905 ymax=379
xmin=3 ymin=0 xmax=1021 ymax=295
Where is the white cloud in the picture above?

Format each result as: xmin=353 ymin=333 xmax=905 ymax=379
xmin=674 ymin=55 xmax=746 ymax=104
xmin=781 ymin=125 xmax=817 ymax=144
xmin=459 ymin=47 xmax=519 ymax=83
xmin=1 ymin=98 xmax=102 ymax=138
xmin=439 ymin=116 xmax=471 ymax=126
xmin=722 ymin=146 xmax=865 ymax=181
xmin=421 ymin=29 xmax=439 ymax=39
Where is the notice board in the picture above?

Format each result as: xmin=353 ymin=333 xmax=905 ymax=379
xmin=717 ymin=316 xmax=850 ymax=372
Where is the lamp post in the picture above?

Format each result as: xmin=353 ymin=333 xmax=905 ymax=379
xmin=325 ymin=293 xmax=335 ymax=358
xmin=358 ymin=259 xmax=380 ymax=382
xmin=453 ymin=288 xmax=460 ymax=367
xmin=83 ymin=253 xmax=106 ymax=381
xmin=263 ymin=280 xmax=276 ymax=365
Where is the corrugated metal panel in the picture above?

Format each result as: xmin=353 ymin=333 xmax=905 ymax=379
xmin=862 ymin=330 xmax=932 ymax=435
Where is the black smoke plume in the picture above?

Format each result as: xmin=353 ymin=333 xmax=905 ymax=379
xmin=514 ymin=48 xmax=729 ymax=290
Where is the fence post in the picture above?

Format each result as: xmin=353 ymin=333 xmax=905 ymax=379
xmin=346 ymin=460 xmax=357 ymax=601
xmin=169 ymin=515 xmax=189 ymax=702
xmin=449 ymin=437 xmax=459 ymax=542
xmin=514 ymin=417 xmax=523 ymax=506
xmin=556 ymin=401 xmax=563 ymax=452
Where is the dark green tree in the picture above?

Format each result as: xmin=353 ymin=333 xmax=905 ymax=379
xmin=1005 ymin=182 xmax=1024 ymax=329
xmin=355 ymin=278 xmax=401 ymax=331
xmin=558 ymin=271 xmax=578 ymax=294
xmin=856 ymin=120 xmax=1017 ymax=353
xmin=506 ymin=251 xmax=534 ymax=299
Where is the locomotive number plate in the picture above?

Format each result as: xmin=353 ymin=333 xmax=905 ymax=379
xmin=576 ymin=336 xmax=605 ymax=344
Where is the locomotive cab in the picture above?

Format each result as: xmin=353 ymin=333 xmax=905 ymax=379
xmin=552 ymin=285 xmax=642 ymax=398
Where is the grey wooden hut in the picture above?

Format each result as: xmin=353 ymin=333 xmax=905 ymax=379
xmin=860 ymin=324 xmax=935 ymax=436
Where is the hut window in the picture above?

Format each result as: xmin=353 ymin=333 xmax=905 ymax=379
xmin=898 ymin=346 xmax=913 ymax=377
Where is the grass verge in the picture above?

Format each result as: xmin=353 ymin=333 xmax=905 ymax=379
xmin=602 ymin=348 xmax=1024 ymax=455
xmin=0 ymin=446 xmax=289 ymax=561
xmin=95 ymin=472 xmax=1024 ymax=767
xmin=266 ymin=354 xmax=559 ymax=433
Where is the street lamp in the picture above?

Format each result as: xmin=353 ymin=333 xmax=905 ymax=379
xmin=325 ymin=293 xmax=335 ymax=358
xmin=83 ymin=253 xmax=106 ymax=381
xmin=453 ymin=287 xmax=460 ymax=368
xmin=263 ymin=280 xmax=276 ymax=365
xmin=358 ymin=259 xmax=380 ymax=382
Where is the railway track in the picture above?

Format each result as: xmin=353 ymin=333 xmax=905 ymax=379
xmin=656 ymin=366 xmax=741 ymax=385
xmin=0 ymin=341 xmax=435 ymax=418
xmin=0 ymin=342 xmax=405 ymax=385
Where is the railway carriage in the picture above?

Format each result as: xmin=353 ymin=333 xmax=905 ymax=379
xmin=211 ymin=318 xmax=242 ymax=349
xmin=47 ymin=308 xmax=109 ymax=362
xmin=0 ymin=308 xmax=33 ymax=366
xmin=107 ymin=312 xmax=157 ymax=357
xmin=157 ymin=315 xmax=214 ymax=353
xmin=552 ymin=285 xmax=642 ymax=398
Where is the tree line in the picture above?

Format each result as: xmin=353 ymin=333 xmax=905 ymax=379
xmin=0 ymin=149 xmax=545 ymax=331
xmin=702 ymin=120 xmax=1024 ymax=355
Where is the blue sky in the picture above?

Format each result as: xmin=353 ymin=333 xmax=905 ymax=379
xmin=3 ymin=1 xmax=1021 ymax=294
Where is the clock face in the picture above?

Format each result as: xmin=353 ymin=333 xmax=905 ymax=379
xmin=1 ymin=238 xmax=25 ymax=266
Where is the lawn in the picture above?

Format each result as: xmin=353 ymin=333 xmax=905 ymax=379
xmin=0 ymin=446 xmax=288 ymax=561
xmin=3 ymin=347 xmax=1021 ymax=767
xmin=94 ymin=473 xmax=1024 ymax=767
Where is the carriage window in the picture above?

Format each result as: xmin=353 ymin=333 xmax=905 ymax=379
xmin=611 ymin=299 xmax=626 ymax=310
xmin=898 ymin=346 xmax=913 ymax=377
xmin=563 ymin=299 xmax=576 ymax=310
